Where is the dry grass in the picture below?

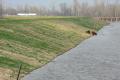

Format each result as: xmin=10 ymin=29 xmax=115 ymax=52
xmin=0 ymin=68 xmax=14 ymax=80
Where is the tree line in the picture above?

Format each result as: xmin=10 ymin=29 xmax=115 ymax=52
xmin=0 ymin=0 xmax=120 ymax=17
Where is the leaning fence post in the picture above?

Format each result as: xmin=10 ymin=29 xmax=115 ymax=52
xmin=17 ymin=64 xmax=22 ymax=80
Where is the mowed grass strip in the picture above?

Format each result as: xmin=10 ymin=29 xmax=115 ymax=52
xmin=0 ymin=56 xmax=33 ymax=71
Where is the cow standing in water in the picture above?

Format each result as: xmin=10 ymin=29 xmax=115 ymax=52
xmin=86 ymin=30 xmax=97 ymax=36
xmin=92 ymin=31 xmax=97 ymax=36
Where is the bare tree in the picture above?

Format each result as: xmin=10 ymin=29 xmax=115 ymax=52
xmin=59 ymin=3 xmax=68 ymax=16
xmin=0 ymin=0 xmax=3 ymax=18
xmin=114 ymin=0 xmax=119 ymax=17
xmin=24 ymin=4 xmax=30 ymax=13
xmin=4 ymin=0 xmax=120 ymax=17
xmin=73 ymin=0 xmax=80 ymax=16
xmin=81 ymin=1 xmax=88 ymax=16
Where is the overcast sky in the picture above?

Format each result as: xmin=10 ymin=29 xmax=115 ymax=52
xmin=6 ymin=0 xmax=94 ymax=7
xmin=6 ymin=0 xmax=116 ymax=8
xmin=7 ymin=0 xmax=72 ymax=7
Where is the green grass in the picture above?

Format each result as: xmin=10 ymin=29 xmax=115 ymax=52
xmin=0 ymin=16 xmax=105 ymax=79
xmin=0 ymin=56 xmax=33 ymax=71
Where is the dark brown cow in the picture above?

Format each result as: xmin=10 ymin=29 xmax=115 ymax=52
xmin=86 ymin=30 xmax=91 ymax=34
xmin=92 ymin=31 xmax=97 ymax=36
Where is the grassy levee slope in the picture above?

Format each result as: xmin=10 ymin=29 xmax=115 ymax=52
xmin=0 ymin=17 xmax=105 ymax=80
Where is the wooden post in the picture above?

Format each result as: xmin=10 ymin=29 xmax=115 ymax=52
xmin=17 ymin=64 xmax=22 ymax=80
xmin=111 ymin=18 xmax=112 ymax=22
xmin=116 ymin=17 xmax=118 ymax=22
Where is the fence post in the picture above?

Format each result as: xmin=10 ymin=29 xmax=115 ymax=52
xmin=17 ymin=64 xmax=22 ymax=80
